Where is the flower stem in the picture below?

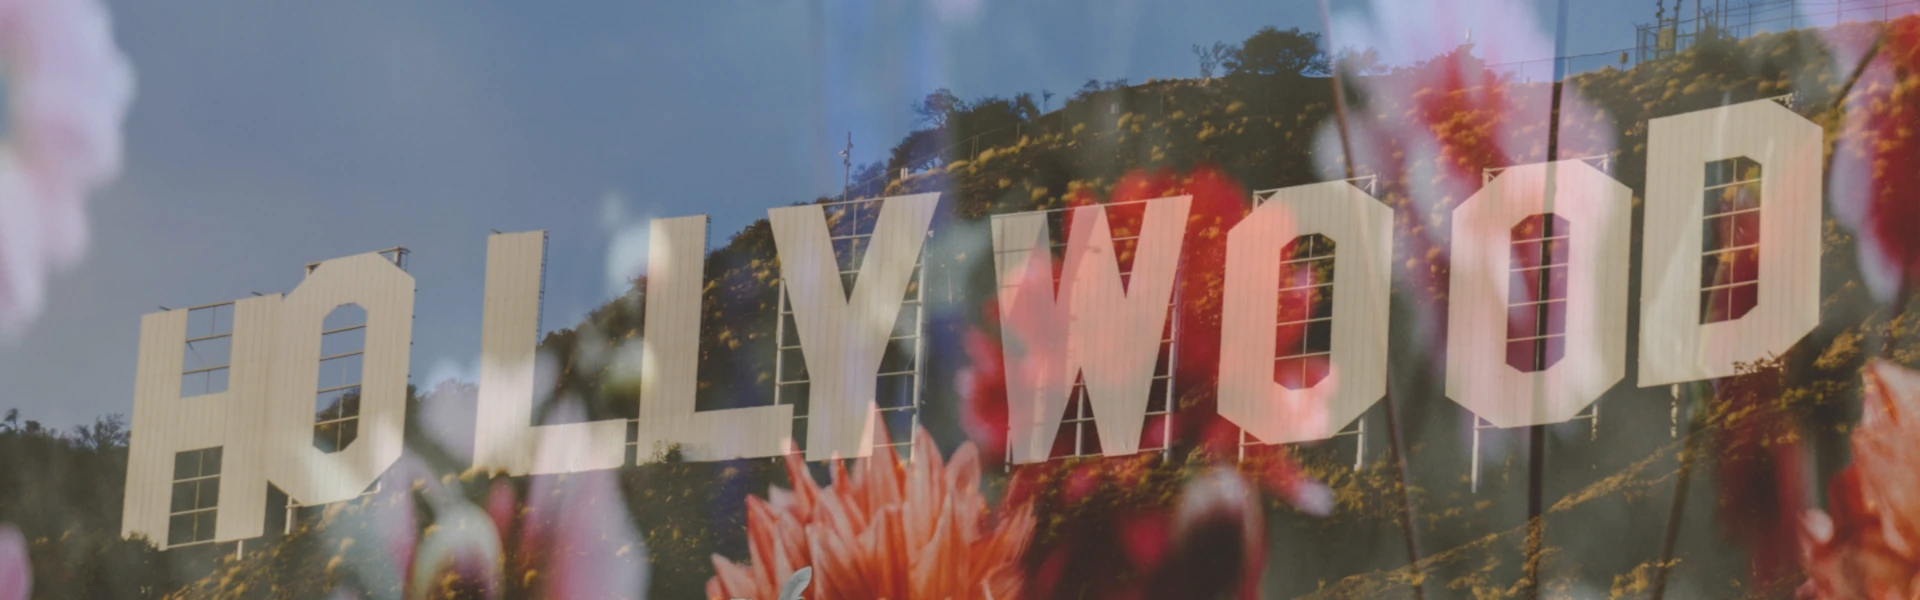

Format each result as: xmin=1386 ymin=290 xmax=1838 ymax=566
xmin=1383 ymin=394 xmax=1428 ymax=600
xmin=1651 ymin=384 xmax=1701 ymax=600
xmin=1315 ymin=1 xmax=1427 ymax=594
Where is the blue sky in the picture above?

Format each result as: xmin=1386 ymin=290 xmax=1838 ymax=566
xmin=0 ymin=0 xmax=1659 ymax=428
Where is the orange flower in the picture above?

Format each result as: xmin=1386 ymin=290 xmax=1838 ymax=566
xmin=1799 ymin=360 xmax=1920 ymax=598
xmin=706 ymin=429 xmax=1034 ymax=600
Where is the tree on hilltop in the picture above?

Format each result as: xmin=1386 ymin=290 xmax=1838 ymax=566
xmin=913 ymin=88 xmax=966 ymax=128
xmin=1226 ymin=26 xmax=1330 ymax=77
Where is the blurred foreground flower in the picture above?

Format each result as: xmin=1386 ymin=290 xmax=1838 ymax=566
xmin=1831 ymin=14 xmax=1920 ymax=302
xmin=0 ymin=523 xmax=27 ymax=600
xmin=1148 ymin=469 xmax=1265 ymax=599
xmin=955 ymin=322 xmax=1011 ymax=457
xmin=1798 ymin=360 xmax=1920 ymax=598
xmin=488 ymin=469 xmax=648 ymax=598
xmin=412 ymin=494 xmax=503 ymax=599
xmin=0 ymin=0 xmax=134 ymax=335
xmin=1318 ymin=2 xmax=1614 ymax=335
xmin=707 ymin=429 xmax=1033 ymax=600
xmin=365 ymin=467 xmax=649 ymax=600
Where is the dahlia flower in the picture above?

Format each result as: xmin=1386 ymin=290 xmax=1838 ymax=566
xmin=1798 ymin=360 xmax=1920 ymax=598
xmin=706 ymin=429 xmax=1034 ymax=600
xmin=0 ymin=0 xmax=134 ymax=335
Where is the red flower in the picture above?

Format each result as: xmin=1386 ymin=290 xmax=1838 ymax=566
xmin=1317 ymin=40 xmax=1614 ymax=337
xmin=1832 ymin=14 xmax=1920 ymax=301
xmin=955 ymin=165 xmax=1332 ymax=599
xmin=1149 ymin=469 xmax=1266 ymax=600
xmin=956 ymin=312 xmax=1011 ymax=458
xmin=1014 ymin=464 xmax=1288 ymax=600
xmin=955 ymin=165 xmax=1304 ymax=459
xmin=1799 ymin=360 xmax=1920 ymax=598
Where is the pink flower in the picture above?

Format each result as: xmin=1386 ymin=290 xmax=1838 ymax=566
xmin=506 ymin=470 xmax=648 ymax=598
xmin=1799 ymin=360 xmax=1920 ymax=598
xmin=0 ymin=0 xmax=134 ymax=336
xmin=0 ymin=523 xmax=28 ymax=600
xmin=397 ymin=468 xmax=648 ymax=599
xmin=707 ymin=428 xmax=1034 ymax=600
xmin=344 ymin=451 xmax=645 ymax=599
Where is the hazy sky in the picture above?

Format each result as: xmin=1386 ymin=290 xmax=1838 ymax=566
xmin=0 ymin=0 xmax=1660 ymax=428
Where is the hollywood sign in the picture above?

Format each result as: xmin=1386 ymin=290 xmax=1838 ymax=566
xmin=124 ymin=99 xmax=1817 ymax=548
